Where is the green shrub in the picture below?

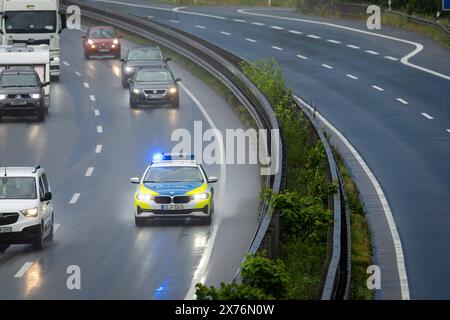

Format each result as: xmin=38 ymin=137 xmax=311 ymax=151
xmin=195 ymin=282 xmax=272 ymax=300
xmin=241 ymin=254 xmax=291 ymax=299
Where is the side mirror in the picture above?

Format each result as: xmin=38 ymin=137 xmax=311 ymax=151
xmin=130 ymin=177 xmax=140 ymax=184
xmin=165 ymin=57 xmax=172 ymax=62
xmin=128 ymin=78 xmax=134 ymax=84
xmin=120 ymin=58 xmax=126 ymax=62
xmin=41 ymin=82 xmax=50 ymax=87
xmin=42 ymin=192 xmax=52 ymax=202
xmin=60 ymin=13 xmax=67 ymax=30
xmin=175 ymin=78 xmax=181 ymax=83
xmin=208 ymin=177 xmax=218 ymax=184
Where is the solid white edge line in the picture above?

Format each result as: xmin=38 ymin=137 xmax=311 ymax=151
xmin=85 ymin=167 xmax=95 ymax=177
xmin=421 ymin=112 xmax=434 ymax=120
xmin=69 ymin=193 xmax=81 ymax=204
xmin=179 ymin=83 xmax=226 ymax=300
xmin=14 ymin=262 xmax=34 ymax=278
xmin=293 ymin=95 xmax=410 ymax=300
xmin=237 ymin=8 xmax=450 ymax=81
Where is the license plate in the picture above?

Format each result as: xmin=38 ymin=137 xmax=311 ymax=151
xmin=98 ymin=49 xmax=110 ymax=53
xmin=147 ymin=94 xmax=161 ymax=99
xmin=11 ymin=100 xmax=27 ymax=105
xmin=161 ymin=205 xmax=184 ymax=211
xmin=0 ymin=227 xmax=12 ymax=233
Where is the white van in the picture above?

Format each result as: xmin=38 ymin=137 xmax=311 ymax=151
xmin=0 ymin=166 xmax=54 ymax=252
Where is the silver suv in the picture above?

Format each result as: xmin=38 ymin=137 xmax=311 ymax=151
xmin=0 ymin=166 xmax=54 ymax=252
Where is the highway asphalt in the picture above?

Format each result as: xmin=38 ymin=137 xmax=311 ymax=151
xmin=82 ymin=1 xmax=450 ymax=299
xmin=0 ymin=29 xmax=261 ymax=299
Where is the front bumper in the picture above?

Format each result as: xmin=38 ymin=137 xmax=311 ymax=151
xmin=0 ymin=224 xmax=41 ymax=244
xmin=135 ymin=197 xmax=210 ymax=219
xmin=86 ymin=44 xmax=121 ymax=56
xmin=130 ymin=92 xmax=179 ymax=106
xmin=0 ymin=99 xmax=44 ymax=113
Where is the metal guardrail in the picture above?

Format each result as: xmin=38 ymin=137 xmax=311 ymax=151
xmin=293 ymin=95 xmax=350 ymax=300
xmin=62 ymin=0 xmax=349 ymax=299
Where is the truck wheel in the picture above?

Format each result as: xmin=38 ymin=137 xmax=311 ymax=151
xmin=37 ymin=109 xmax=45 ymax=122
xmin=32 ymin=224 xmax=44 ymax=251
xmin=0 ymin=245 xmax=9 ymax=253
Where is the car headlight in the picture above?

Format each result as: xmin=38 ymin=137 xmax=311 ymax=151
xmin=125 ymin=66 xmax=135 ymax=73
xmin=132 ymin=88 xmax=140 ymax=94
xmin=113 ymin=39 xmax=119 ymax=45
xmin=31 ymin=93 xmax=41 ymax=99
xmin=52 ymin=56 xmax=60 ymax=62
xmin=21 ymin=208 xmax=39 ymax=218
xmin=137 ymin=193 xmax=154 ymax=201
xmin=87 ymin=39 xmax=94 ymax=45
xmin=191 ymin=193 xmax=209 ymax=201
xmin=0 ymin=94 xmax=6 ymax=100
xmin=168 ymin=87 xmax=177 ymax=94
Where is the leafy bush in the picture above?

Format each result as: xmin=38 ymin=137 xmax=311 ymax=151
xmin=271 ymin=193 xmax=332 ymax=242
xmin=195 ymin=282 xmax=272 ymax=300
xmin=241 ymin=254 xmax=291 ymax=299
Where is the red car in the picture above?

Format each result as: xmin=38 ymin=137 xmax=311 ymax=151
xmin=82 ymin=26 xmax=121 ymax=59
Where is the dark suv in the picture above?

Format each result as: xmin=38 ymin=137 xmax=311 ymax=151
xmin=0 ymin=67 xmax=49 ymax=122
xmin=121 ymin=46 xmax=171 ymax=88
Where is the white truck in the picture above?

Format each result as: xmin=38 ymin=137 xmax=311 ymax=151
xmin=0 ymin=44 xmax=51 ymax=110
xmin=0 ymin=0 xmax=66 ymax=80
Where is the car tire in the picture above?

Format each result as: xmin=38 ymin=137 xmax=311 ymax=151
xmin=0 ymin=245 xmax=9 ymax=254
xmin=122 ymin=77 xmax=129 ymax=89
xmin=135 ymin=216 xmax=145 ymax=226
xmin=37 ymin=109 xmax=45 ymax=122
xmin=172 ymin=101 xmax=180 ymax=109
xmin=47 ymin=214 xmax=54 ymax=242
xmin=84 ymin=50 xmax=90 ymax=60
xmin=32 ymin=224 xmax=44 ymax=251
xmin=130 ymin=97 xmax=138 ymax=109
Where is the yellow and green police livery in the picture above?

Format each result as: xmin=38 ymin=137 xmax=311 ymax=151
xmin=130 ymin=153 xmax=218 ymax=225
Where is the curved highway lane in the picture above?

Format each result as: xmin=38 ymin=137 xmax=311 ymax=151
xmin=83 ymin=0 xmax=450 ymax=299
xmin=0 ymin=29 xmax=261 ymax=299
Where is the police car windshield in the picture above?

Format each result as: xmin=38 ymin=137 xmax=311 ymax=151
xmin=0 ymin=73 xmax=38 ymax=88
xmin=144 ymin=167 xmax=203 ymax=183
xmin=0 ymin=177 xmax=37 ymax=200
xmin=128 ymin=49 xmax=163 ymax=61
xmin=135 ymin=70 xmax=172 ymax=82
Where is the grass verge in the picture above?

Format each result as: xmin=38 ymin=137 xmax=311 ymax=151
xmin=156 ymin=0 xmax=296 ymax=7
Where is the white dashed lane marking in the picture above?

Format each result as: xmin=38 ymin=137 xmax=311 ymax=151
xmin=296 ymin=54 xmax=308 ymax=60
xmin=307 ymin=34 xmax=321 ymax=39
xmin=327 ymin=39 xmax=341 ymax=44
xmin=220 ymin=31 xmax=231 ymax=35
xmin=14 ymin=262 xmax=34 ymax=278
xmin=85 ymin=167 xmax=95 ymax=177
xmin=195 ymin=25 xmax=206 ymax=29
xmin=346 ymin=44 xmax=360 ymax=49
xmin=94 ymin=109 xmax=100 ymax=116
xmin=97 ymin=126 xmax=103 ymax=133
xmin=246 ymin=38 xmax=257 ymax=43
xmin=289 ymin=30 xmax=303 ymax=34
xmin=252 ymin=22 xmax=265 ymax=26
xmin=366 ymin=50 xmax=380 ymax=55
xmin=347 ymin=74 xmax=358 ymax=79
xmin=421 ymin=113 xmax=434 ymax=120
xmin=372 ymin=85 xmax=385 ymax=92
xmin=233 ymin=19 xmax=246 ymax=23
xmin=95 ymin=145 xmax=103 ymax=154
xmin=272 ymin=46 xmax=283 ymax=51
xmin=69 ymin=193 xmax=81 ymax=204
xmin=270 ymin=26 xmax=284 ymax=30
xmin=385 ymin=56 xmax=399 ymax=61
xmin=83 ymin=82 xmax=90 ymax=88
xmin=169 ymin=19 xmax=180 ymax=24
xmin=75 ymin=71 xmax=82 ymax=77
xmin=62 ymin=61 xmax=70 ymax=66
xmin=396 ymin=98 xmax=409 ymax=105
xmin=322 ymin=64 xmax=333 ymax=69
xmin=90 ymin=95 xmax=96 ymax=102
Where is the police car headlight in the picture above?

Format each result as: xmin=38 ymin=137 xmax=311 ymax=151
xmin=0 ymin=94 xmax=6 ymax=100
xmin=21 ymin=208 xmax=39 ymax=218
xmin=125 ymin=66 xmax=135 ymax=73
xmin=31 ymin=94 xmax=41 ymax=99
xmin=137 ymin=193 xmax=154 ymax=201
xmin=132 ymin=89 xmax=140 ymax=94
xmin=191 ymin=193 xmax=209 ymax=201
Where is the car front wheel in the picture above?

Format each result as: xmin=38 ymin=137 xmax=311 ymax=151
xmin=37 ymin=109 xmax=45 ymax=122
xmin=32 ymin=224 xmax=45 ymax=250
xmin=0 ymin=245 xmax=9 ymax=254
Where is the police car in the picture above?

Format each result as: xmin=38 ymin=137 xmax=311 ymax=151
xmin=130 ymin=154 xmax=217 ymax=225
